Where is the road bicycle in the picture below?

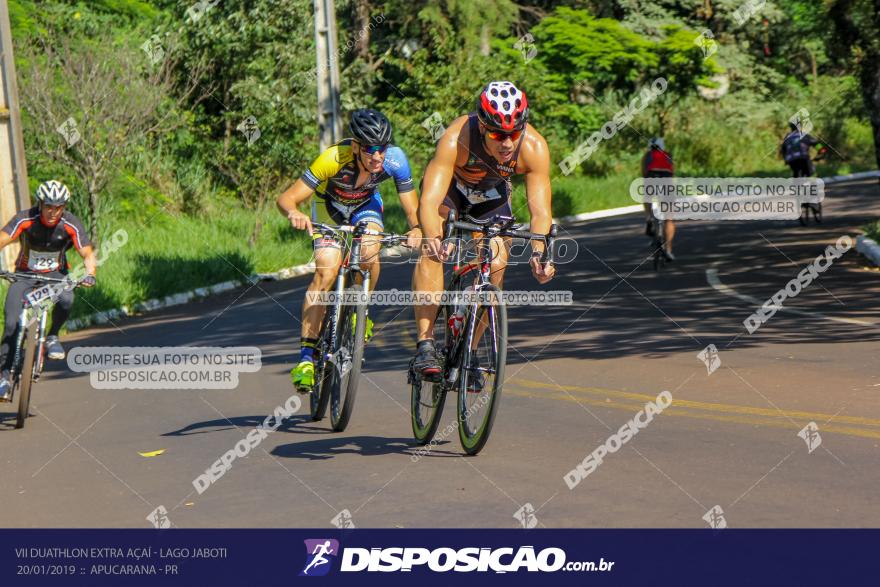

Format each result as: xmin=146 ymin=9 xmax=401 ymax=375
xmin=0 ymin=271 xmax=84 ymax=429
xmin=306 ymin=221 xmax=409 ymax=432
xmin=649 ymin=204 xmax=667 ymax=272
xmin=796 ymin=155 xmax=826 ymax=226
xmin=409 ymin=210 xmax=556 ymax=455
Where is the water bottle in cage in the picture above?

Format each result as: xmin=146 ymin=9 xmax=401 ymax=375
xmin=448 ymin=285 xmax=474 ymax=338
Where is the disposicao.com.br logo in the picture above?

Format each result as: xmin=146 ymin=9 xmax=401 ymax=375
xmin=324 ymin=545 xmax=612 ymax=574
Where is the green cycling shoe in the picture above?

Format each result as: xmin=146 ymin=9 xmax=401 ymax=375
xmin=290 ymin=360 xmax=315 ymax=394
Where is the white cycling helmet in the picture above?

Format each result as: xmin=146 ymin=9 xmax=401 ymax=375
xmin=35 ymin=180 xmax=71 ymax=206
xmin=649 ymin=137 xmax=665 ymax=150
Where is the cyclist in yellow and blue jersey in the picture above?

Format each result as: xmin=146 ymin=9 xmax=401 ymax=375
xmin=276 ymin=109 xmax=421 ymax=392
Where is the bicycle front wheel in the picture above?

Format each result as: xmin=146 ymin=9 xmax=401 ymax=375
xmin=457 ymin=284 xmax=507 ymax=455
xmin=329 ymin=290 xmax=367 ymax=432
xmin=16 ymin=324 xmax=40 ymax=429
xmin=411 ymin=304 xmax=450 ymax=444
xmin=310 ymin=311 xmax=334 ymax=421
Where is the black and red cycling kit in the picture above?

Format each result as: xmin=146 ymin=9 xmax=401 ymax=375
xmin=0 ymin=206 xmax=91 ymax=374
xmin=1 ymin=206 xmax=91 ymax=274
xmin=441 ymin=113 xmax=526 ymax=221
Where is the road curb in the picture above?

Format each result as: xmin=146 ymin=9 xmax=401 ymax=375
xmin=856 ymin=235 xmax=880 ymax=267
xmin=822 ymin=170 xmax=880 ymax=184
xmin=65 ymin=170 xmax=880 ymax=332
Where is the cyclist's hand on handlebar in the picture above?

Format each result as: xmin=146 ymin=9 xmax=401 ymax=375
xmin=530 ymin=253 xmax=555 ymax=284
xmin=422 ymin=236 xmax=450 ymax=262
xmin=287 ymin=209 xmax=313 ymax=234
xmin=81 ymin=275 xmax=96 ymax=288
xmin=405 ymin=227 xmax=422 ymax=249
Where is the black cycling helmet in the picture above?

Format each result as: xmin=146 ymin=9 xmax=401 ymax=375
xmin=349 ymin=109 xmax=392 ymax=146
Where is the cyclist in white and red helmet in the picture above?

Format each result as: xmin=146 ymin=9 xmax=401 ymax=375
xmin=0 ymin=180 xmax=97 ymax=400
xmin=411 ymin=81 xmax=555 ymax=377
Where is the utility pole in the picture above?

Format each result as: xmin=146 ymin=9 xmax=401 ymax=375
xmin=0 ymin=1 xmax=28 ymax=271
xmin=314 ymin=0 xmax=342 ymax=151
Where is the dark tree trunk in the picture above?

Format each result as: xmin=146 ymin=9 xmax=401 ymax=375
xmin=354 ymin=0 xmax=372 ymax=62
xmin=860 ymin=60 xmax=880 ymax=170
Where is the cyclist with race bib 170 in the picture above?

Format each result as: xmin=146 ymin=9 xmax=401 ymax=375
xmin=276 ymin=109 xmax=421 ymax=393
xmin=0 ymin=180 xmax=97 ymax=401
xmin=411 ymin=81 xmax=555 ymax=378
xmin=642 ymin=137 xmax=676 ymax=261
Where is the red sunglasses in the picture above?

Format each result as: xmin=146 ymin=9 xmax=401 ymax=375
xmin=485 ymin=129 xmax=523 ymax=142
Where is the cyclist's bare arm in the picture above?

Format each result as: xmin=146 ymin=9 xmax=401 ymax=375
xmin=520 ymin=127 xmax=553 ymax=253
xmin=397 ymin=189 xmax=422 ymax=246
xmin=76 ymin=245 xmax=97 ymax=278
xmin=0 ymin=230 xmax=13 ymax=250
xmin=519 ymin=127 xmax=555 ymax=283
xmin=418 ymin=116 xmax=468 ymax=242
xmin=276 ymin=179 xmax=315 ymax=232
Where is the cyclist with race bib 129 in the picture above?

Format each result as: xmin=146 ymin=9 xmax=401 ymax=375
xmin=642 ymin=137 xmax=676 ymax=261
xmin=411 ymin=81 xmax=555 ymax=379
xmin=0 ymin=180 xmax=97 ymax=401
xmin=276 ymin=109 xmax=421 ymax=393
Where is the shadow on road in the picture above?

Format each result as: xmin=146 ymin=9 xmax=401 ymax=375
xmin=162 ymin=414 xmax=314 ymax=437
xmin=271 ymin=435 xmax=431 ymax=461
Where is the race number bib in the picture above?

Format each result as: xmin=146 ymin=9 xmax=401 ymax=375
xmin=25 ymin=284 xmax=56 ymax=308
xmin=457 ymin=181 xmax=503 ymax=205
xmin=27 ymin=250 xmax=60 ymax=272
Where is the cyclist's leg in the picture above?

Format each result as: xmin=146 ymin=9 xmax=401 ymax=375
xmin=413 ymin=184 xmax=457 ymax=344
xmin=411 ymin=184 xmax=457 ymax=375
xmin=0 ymin=279 xmax=32 ymax=372
xmin=643 ymin=203 xmax=654 ymax=236
xmin=293 ymin=201 xmax=345 ymax=390
xmin=665 ymin=220 xmax=676 ymax=254
xmin=301 ymin=201 xmax=344 ymax=355
xmin=44 ymin=272 xmax=74 ymax=359
xmin=47 ymin=273 xmax=74 ymax=338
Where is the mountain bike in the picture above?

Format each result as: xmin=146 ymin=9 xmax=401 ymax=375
xmin=408 ymin=210 xmax=556 ymax=455
xmin=306 ymin=221 xmax=409 ymax=432
xmin=0 ymin=272 xmax=83 ymax=429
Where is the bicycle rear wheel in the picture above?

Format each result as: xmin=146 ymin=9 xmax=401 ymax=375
xmin=652 ymin=224 xmax=665 ymax=272
xmin=16 ymin=324 xmax=39 ymax=429
xmin=457 ymin=284 xmax=507 ymax=455
xmin=329 ymin=287 xmax=367 ymax=432
xmin=411 ymin=304 xmax=450 ymax=444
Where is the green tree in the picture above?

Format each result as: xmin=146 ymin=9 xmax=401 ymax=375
xmin=164 ymin=0 xmax=317 ymax=244
xmin=827 ymin=0 xmax=880 ymax=169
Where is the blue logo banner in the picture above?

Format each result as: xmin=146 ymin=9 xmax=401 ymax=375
xmin=1 ymin=529 xmax=876 ymax=586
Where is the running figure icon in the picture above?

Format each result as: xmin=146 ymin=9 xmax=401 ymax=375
xmin=300 ymin=539 xmax=339 ymax=576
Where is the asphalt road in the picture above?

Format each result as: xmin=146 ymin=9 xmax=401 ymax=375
xmin=1 ymin=178 xmax=879 ymax=529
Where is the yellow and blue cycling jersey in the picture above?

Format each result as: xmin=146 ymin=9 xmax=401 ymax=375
xmin=303 ymin=139 xmax=413 ymax=241
xmin=302 ymin=139 xmax=414 ymax=205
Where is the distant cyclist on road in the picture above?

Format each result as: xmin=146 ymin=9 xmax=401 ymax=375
xmin=781 ymin=121 xmax=827 ymax=221
xmin=642 ymin=137 xmax=676 ymax=262
xmin=0 ymin=180 xmax=97 ymax=401
xmin=781 ymin=121 xmax=826 ymax=178
xmin=276 ymin=109 xmax=421 ymax=393
xmin=411 ymin=81 xmax=555 ymax=378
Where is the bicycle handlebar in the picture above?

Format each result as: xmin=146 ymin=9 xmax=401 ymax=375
xmin=311 ymin=221 xmax=412 ymax=246
xmin=0 ymin=271 xmax=80 ymax=285
xmin=443 ymin=210 xmax=557 ymax=263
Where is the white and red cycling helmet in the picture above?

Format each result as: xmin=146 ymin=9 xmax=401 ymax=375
xmin=476 ymin=81 xmax=529 ymax=132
